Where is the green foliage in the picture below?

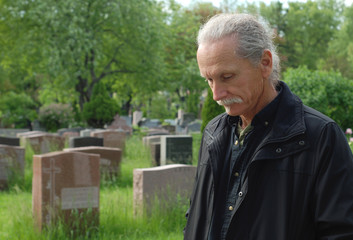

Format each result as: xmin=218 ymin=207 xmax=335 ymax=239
xmin=283 ymin=66 xmax=353 ymax=130
xmin=142 ymin=93 xmax=177 ymax=120
xmin=83 ymin=82 xmax=119 ymax=128
xmin=323 ymin=4 xmax=353 ymax=79
xmin=186 ymin=91 xmax=201 ymax=117
xmin=38 ymin=103 xmax=75 ymax=132
xmin=282 ymin=1 xmax=342 ymax=69
xmin=201 ymin=87 xmax=225 ymax=132
xmin=0 ymin=92 xmax=37 ymax=128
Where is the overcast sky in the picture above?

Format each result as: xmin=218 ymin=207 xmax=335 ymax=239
xmin=175 ymin=0 xmax=353 ymax=8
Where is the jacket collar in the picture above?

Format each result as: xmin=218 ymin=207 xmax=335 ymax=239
xmin=207 ymin=81 xmax=306 ymax=144
xmin=265 ymin=81 xmax=306 ymax=142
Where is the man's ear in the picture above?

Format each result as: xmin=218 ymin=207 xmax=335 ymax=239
xmin=260 ymin=49 xmax=273 ymax=79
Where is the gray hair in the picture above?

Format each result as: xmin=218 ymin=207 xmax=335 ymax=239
xmin=197 ymin=13 xmax=280 ymax=86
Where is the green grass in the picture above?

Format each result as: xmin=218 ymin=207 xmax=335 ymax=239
xmin=0 ymin=133 xmax=202 ymax=240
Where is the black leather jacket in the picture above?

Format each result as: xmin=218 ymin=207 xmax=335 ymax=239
xmin=184 ymin=82 xmax=353 ymax=240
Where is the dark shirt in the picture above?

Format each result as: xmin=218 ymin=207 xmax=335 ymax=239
xmin=209 ymin=85 xmax=283 ymax=240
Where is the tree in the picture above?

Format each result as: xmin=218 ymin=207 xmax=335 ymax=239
xmin=161 ymin=1 xmax=219 ymax=116
xmin=283 ymin=66 xmax=353 ymax=130
xmin=322 ymin=4 xmax=353 ymax=79
xmin=0 ymin=0 xmax=166 ymax=116
xmin=201 ymin=87 xmax=224 ymax=132
xmin=281 ymin=0 xmax=342 ymax=69
xmin=83 ymin=81 xmax=119 ymax=128
xmin=0 ymin=92 xmax=37 ymax=129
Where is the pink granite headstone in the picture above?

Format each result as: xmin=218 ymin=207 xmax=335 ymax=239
xmin=90 ymin=130 xmax=126 ymax=151
xmin=32 ymin=151 xmax=100 ymax=231
xmin=63 ymin=146 xmax=122 ymax=178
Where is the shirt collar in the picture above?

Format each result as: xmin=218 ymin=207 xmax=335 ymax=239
xmin=251 ymin=84 xmax=283 ymax=128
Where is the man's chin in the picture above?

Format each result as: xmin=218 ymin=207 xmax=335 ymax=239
xmin=224 ymin=106 xmax=239 ymax=116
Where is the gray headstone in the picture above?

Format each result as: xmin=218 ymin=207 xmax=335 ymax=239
xmin=160 ymin=135 xmax=193 ymax=165
xmin=80 ymin=129 xmax=92 ymax=137
xmin=139 ymin=119 xmax=161 ymax=128
xmin=0 ymin=128 xmax=30 ymax=138
xmin=132 ymin=111 xmax=143 ymax=126
xmin=69 ymin=137 xmax=104 ymax=148
xmin=150 ymin=143 xmax=161 ymax=166
xmin=0 ymin=145 xmax=25 ymax=190
xmin=186 ymin=120 xmax=201 ymax=133
xmin=0 ymin=136 xmax=20 ymax=146
xmin=180 ymin=113 xmax=196 ymax=127
xmin=133 ymin=164 xmax=196 ymax=216
xmin=22 ymin=134 xmax=65 ymax=154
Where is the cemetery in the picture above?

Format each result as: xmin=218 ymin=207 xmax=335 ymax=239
xmin=1 ymin=0 xmax=353 ymax=239
xmin=0 ymin=113 xmax=201 ymax=239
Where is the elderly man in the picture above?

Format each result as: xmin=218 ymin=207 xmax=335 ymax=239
xmin=184 ymin=13 xmax=353 ymax=240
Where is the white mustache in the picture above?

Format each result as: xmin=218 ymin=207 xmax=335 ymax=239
xmin=217 ymin=97 xmax=243 ymax=106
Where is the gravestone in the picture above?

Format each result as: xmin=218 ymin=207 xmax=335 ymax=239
xmin=107 ymin=114 xmax=133 ymax=135
xmin=146 ymin=128 xmax=169 ymax=136
xmin=142 ymin=135 xmax=163 ymax=147
xmin=57 ymin=128 xmax=84 ymax=136
xmin=138 ymin=119 xmax=161 ymax=128
xmin=180 ymin=113 xmax=196 ymax=127
xmin=0 ymin=136 xmax=20 ymax=146
xmin=69 ymin=137 xmax=104 ymax=148
xmin=17 ymin=130 xmax=46 ymax=138
xmin=186 ymin=120 xmax=201 ymax=133
xmin=161 ymin=125 xmax=176 ymax=134
xmin=80 ymin=129 xmax=93 ymax=137
xmin=22 ymin=134 xmax=65 ymax=154
xmin=90 ymin=130 xmax=126 ymax=151
xmin=32 ymin=151 xmax=100 ymax=231
xmin=142 ymin=135 xmax=163 ymax=166
xmin=0 ymin=128 xmax=29 ymax=138
xmin=64 ymin=146 xmax=122 ymax=178
xmin=132 ymin=111 xmax=143 ymax=126
xmin=133 ymin=164 xmax=196 ymax=216
xmin=0 ymin=145 xmax=25 ymax=190
xmin=150 ymin=143 xmax=161 ymax=166
xmin=160 ymin=135 xmax=193 ymax=165
xmin=177 ymin=109 xmax=184 ymax=120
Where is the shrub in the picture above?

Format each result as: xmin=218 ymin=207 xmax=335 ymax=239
xmin=0 ymin=92 xmax=37 ymax=128
xmin=283 ymin=66 xmax=353 ymax=130
xmin=83 ymin=82 xmax=119 ymax=128
xmin=38 ymin=103 xmax=75 ymax=132
xmin=201 ymin=87 xmax=224 ymax=132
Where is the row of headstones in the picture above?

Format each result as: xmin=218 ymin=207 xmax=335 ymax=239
xmin=0 ymin=131 xmax=195 ymax=190
xmin=0 ymin=129 xmax=128 ymax=190
xmin=133 ymin=109 xmax=202 ymax=134
xmin=0 ymin=129 xmax=127 ymax=154
xmin=32 ymin=151 xmax=196 ymax=231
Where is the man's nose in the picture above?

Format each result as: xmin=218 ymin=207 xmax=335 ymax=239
xmin=212 ymin=81 xmax=227 ymax=101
